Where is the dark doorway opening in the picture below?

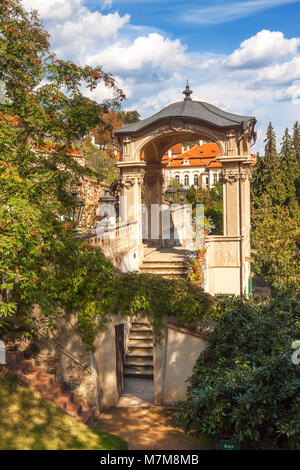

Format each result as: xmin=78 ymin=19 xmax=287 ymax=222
xmin=115 ymin=324 xmax=125 ymax=398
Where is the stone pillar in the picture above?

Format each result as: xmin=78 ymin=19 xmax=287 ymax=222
xmin=220 ymin=160 xmax=240 ymax=236
xmin=116 ymin=161 xmax=146 ymax=223
xmin=219 ymin=157 xmax=252 ymax=295
xmin=240 ymin=163 xmax=252 ymax=294
xmin=144 ymin=163 xmax=164 ymax=245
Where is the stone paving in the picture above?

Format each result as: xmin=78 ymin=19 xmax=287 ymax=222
xmin=97 ymin=406 xmax=213 ymax=450
xmin=117 ymin=378 xmax=154 ymax=407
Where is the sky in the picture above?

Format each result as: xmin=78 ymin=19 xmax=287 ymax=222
xmin=21 ymin=0 xmax=300 ymax=152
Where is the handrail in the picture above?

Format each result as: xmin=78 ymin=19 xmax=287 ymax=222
xmin=33 ymin=328 xmax=93 ymax=374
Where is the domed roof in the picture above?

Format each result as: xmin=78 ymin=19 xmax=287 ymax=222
xmin=114 ymin=91 xmax=256 ymax=136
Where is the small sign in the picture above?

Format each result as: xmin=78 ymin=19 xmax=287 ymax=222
xmin=219 ymin=437 xmax=240 ymax=451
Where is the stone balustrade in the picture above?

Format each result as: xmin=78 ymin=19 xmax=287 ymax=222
xmin=81 ymin=220 xmax=140 ymax=265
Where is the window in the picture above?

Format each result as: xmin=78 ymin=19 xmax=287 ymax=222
xmin=184 ymin=174 xmax=189 ymax=187
xmin=175 ymin=175 xmax=180 ymax=184
xmin=213 ymin=173 xmax=218 ymax=184
xmin=194 ymin=174 xmax=199 ymax=186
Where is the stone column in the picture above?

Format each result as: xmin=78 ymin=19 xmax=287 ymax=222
xmin=116 ymin=162 xmax=146 ymax=223
xmin=144 ymin=163 xmax=164 ymax=245
xmin=219 ymin=157 xmax=252 ymax=294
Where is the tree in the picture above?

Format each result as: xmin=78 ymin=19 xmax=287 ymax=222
xmin=251 ymin=195 xmax=300 ymax=294
xmin=251 ymin=123 xmax=300 ymax=293
xmin=0 ymin=0 xmax=124 ymax=345
xmin=293 ymin=121 xmax=300 ymax=165
xmin=90 ymin=109 xmax=124 ymax=146
xmin=293 ymin=121 xmax=300 ymax=201
xmin=175 ymin=295 xmax=300 ymax=449
xmin=280 ymin=128 xmax=299 ymax=205
xmin=118 ymin=110 xmax=140 ymax=124
xmin=252 ymin=122 xmax=286 ymax=207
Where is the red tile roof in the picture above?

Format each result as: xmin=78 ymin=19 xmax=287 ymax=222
xmin=166 ymin=143 xmax=221 ymax=168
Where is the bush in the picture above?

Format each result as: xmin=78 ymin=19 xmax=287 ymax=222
xmin=175 ymin=295 xmax=300 ymax=449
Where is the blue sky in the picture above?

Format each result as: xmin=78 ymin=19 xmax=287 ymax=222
xmin=22 ymin=0 xmax=300 ymax=152
xmin=99 ymin=0 xmax=300 ymax=52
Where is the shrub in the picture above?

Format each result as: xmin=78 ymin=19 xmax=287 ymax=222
xmin=175 ymin=295 xmax=300 ymax=449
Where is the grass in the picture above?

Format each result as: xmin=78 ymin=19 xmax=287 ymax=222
xmin=0 ymin=370 xmax=128 ymax=450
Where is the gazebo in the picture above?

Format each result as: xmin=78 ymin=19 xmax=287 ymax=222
xmin=113 ymin=84 xmax=257 ymax=295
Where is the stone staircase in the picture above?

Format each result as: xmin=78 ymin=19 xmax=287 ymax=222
xmin=124 ymin=320 xmax=154 ymax=380
xmin=139 ymin=259 xmax=186 ymax=279
xmin=1 ymin=350 xmax=97 ymax=427
xmin=139 ymin=245 xmax=187 ymax=279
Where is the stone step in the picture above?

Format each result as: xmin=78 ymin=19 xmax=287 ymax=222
xmin=139 ymin=271 xmax=187 ymax=279
xmin=1 ymin=347 xmax=98 ymax=428
xmin=141 ymin=261 xmax=185 ymax=267
xmin=127 ymin=346 xmax=153 ymax=355
xmin=124 ymin=368 xmax=154 ymax=379
xmin=128 ymin=334 xmax=153 ymax=341
xmin=128 ymin=340 xmax=153 ymax=348
xmin=126 ymin=351 xmax=153 ymax=359
xmin=131 ymin=320 xmax=151 ymax=327
xmin=22 ymin=368 xmax=44 ymax=385
xmin=34 ymin=374 xmax=55 ymax=392
xmin=140 ymin=264 xmax=185 ymax=270
xmin=130 ymin=327 xmax=153 ymax=334
xmin=124 ymin=361 xmax=153 ymax=371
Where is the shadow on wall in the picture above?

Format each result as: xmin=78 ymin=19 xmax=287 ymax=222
xmin=154 ymin=323 xmax=207 ymax=405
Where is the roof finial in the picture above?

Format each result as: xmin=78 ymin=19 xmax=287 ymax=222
xmin=183 ymin=80 xmax=193 ymax=101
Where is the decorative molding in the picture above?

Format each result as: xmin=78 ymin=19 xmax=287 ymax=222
xmin=121 ymin=177 xmax=135 ymax=189
xmin=220 ymin=168 xmax=252 ymax=184
xmin=220 ymin=169 xmax=239 ymax=184
xmin=170 ymin=119 xmax=184 ymax=132
xmin=121 ymin=171 xmax=145 ymax=189
xmin=240 ymin=170 xmax=252 ymax=182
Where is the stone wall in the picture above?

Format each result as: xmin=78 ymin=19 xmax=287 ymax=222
xmin=32 ymin=309 xmax=130 ymax=411
xmin=154 ymin=320 xmax=208 ymax=405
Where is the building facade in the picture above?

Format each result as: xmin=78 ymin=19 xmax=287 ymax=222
xmin=162 ymin=141 xmax=222 ymax=189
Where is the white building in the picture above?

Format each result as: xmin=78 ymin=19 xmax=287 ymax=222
xmin=162 ymin=141 xmax=222 ymax=189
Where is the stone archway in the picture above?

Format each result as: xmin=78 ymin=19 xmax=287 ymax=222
xmin=113 ymin=84 xmax=257 ymax=296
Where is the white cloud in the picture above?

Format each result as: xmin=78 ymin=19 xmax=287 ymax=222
xmin=254 ymin=56 xmax=300 ymax=85
xmin=86 ymin=33 xmax=188 ymax=72
xmin=22 ymin=0 xmax=81 ymax=21
xmin=21 ymin=1 xmax=300 ymax=152
xmin=101 ymin=0 xmax=113 ymax=9
xmin=226 ymin=30 xmax=300 ymax=69
xmin=182 ymin=0 xmax=300 ymax=25
xmin=275 ymin=81 xmax=300 ymax=102
xmin=22 ymin=0 xmax=130 ymax=64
